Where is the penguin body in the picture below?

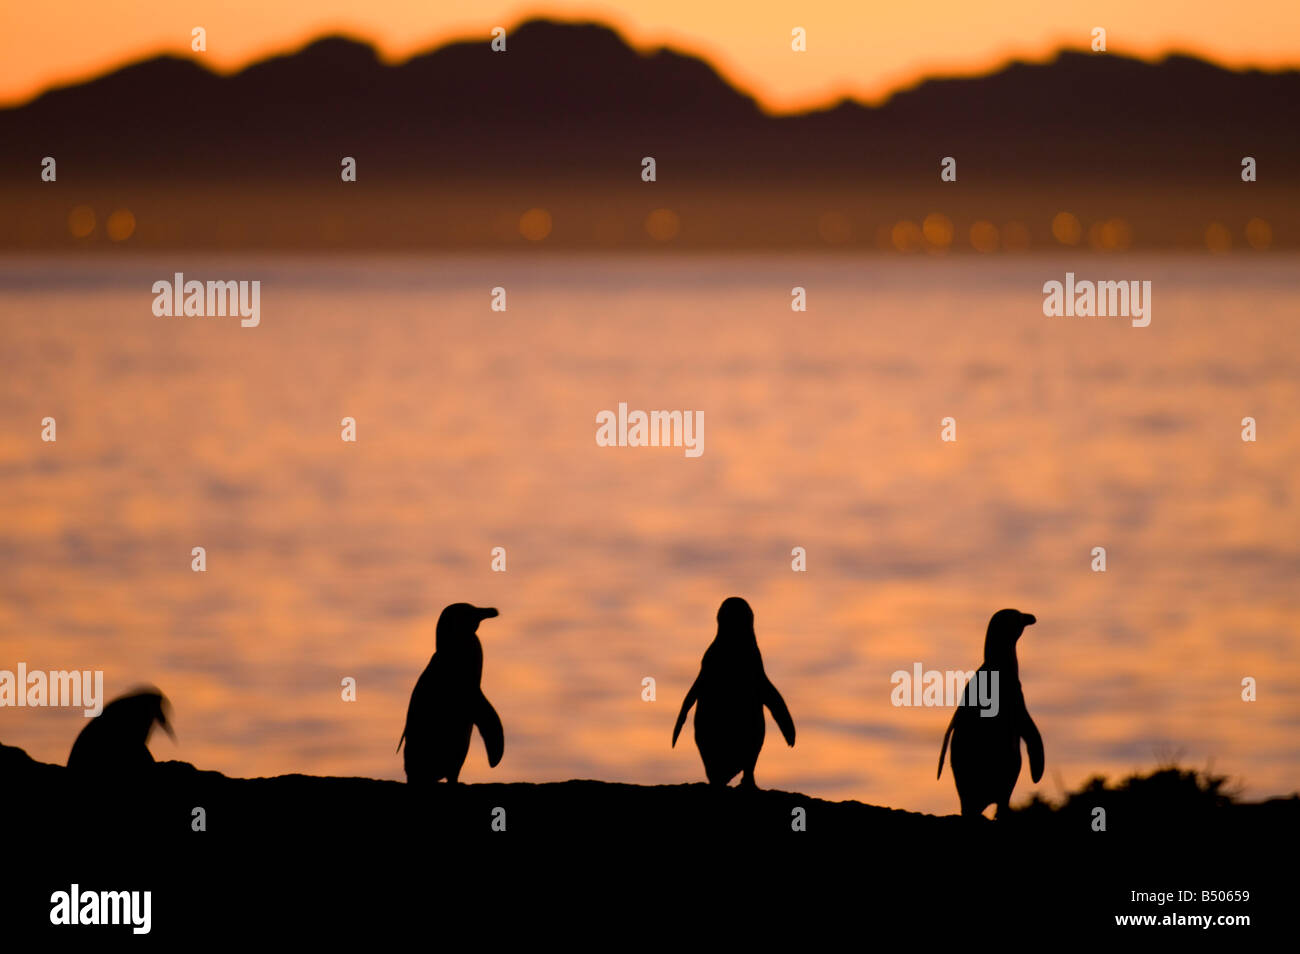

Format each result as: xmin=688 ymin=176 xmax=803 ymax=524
xmin=67 ymin=687 xmax=174 ymax=774
xmin=399 ymin=603 xmax=504 ymax=784
xmin=672 ymin=597 xmax=795 ymax=788
xmin=937 ymin=609 xmax=1043 ymax=817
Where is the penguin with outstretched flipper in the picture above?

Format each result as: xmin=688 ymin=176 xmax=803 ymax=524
xmin=672 ymin=597 xmax=795 ymax=789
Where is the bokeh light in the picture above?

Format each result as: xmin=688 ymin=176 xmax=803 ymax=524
xmin=645 ymin=208 xmax=680 ymax=241
xmin=68 ymin=205 xmax=95 ymax=238
xmin=890 ymin=220 xmax=922 ymax=252
xmin=1245 ymin=217 xmax=1272 ymax=250
xmin=1088 ymin=217 xmax=1132 ymax=251
xmin=922 ymin=213 xmax=953 ymax=250
xmin=969 ymin=220 xmax=999 ymax=253
xmin=1205 ymin=222 xmax=1232 ymax=253
xmin=106 ymin=209 xmax=136 ymax=242
xmin=518 ymin=207 xmax=552 ymax=242
xmin=1051 ymin=211 xmax=1081 ymax=246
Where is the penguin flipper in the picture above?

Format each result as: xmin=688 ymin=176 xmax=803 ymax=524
xmin=475 ymin=693 xmax=505 ymax=767
xmin=395 ymin=730 xmax=405 ymax=755
xmin=1022 ymin=712 xmax=1044 ymax=783
xmin=937 ymin=709 xmax=958 ymax=779
xmin=763 ymin=678 xmax=796 ymax=746
xmin=671 ymin=676 xmax=701 ymax=747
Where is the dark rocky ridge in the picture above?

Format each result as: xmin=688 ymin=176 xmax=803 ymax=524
xmin=2 ymin=740 xmax=1288 ymax=937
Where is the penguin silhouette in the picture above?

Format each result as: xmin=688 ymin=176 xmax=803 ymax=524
xmin=671 ymin=597 xmax=796 ymax=788
xmin=67 ymin=687 xmax=175 ymax=773
xmin=937 ymin=609 xmax=1044 ymax=817
xmin=398 ymin=603 xmax=504 ymax=784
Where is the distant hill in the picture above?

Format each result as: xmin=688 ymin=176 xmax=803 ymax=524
xmin=2 ymin=18 xmax=1297 ymax=184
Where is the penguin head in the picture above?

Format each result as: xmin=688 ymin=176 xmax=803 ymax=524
xmin=107 ymin=687 xmax=176 ymax=743
xmin=715 ymin=597 xmax=756 ymax=641
xmin=435 ymin=603 xmax=498 ymax=651
xmin=984 ymin=609 xmax=1035 ymax=661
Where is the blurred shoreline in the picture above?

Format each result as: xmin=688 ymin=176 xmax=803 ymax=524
xmin=2 ymin=185 xmax=1295 ymax=252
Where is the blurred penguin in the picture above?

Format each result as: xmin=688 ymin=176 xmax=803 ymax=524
xmin=67 ymin=686 xmax=175 ymax=774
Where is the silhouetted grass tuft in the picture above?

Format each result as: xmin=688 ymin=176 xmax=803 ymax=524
xmin=1004 ymin=763 xmax=1262 ymax=833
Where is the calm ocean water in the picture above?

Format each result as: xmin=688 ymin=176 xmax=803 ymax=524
xmin=1 ymin=252 xmax=1297 ymax=814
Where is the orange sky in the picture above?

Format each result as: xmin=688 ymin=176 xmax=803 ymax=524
xmin=3 ymin=1 xmax=1300 ymax=111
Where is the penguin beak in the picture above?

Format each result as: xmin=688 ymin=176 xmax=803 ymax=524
xmin=1020 ymin=613 xmax=1036 ymax=628
xmin=476 ymin=607 xmax=499 ymax=621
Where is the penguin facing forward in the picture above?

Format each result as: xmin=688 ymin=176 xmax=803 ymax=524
xmin=67 ymin=687 xmax=175 ymax=774
xmin=937 ymin=609 xmax=1044 ymax=818
xmin=672 ymin=597 xmax=796 ymax=789
xmin=398 ymin=603 xmax=504 ymax=785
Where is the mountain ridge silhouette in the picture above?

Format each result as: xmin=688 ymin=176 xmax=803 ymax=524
xmin=2 ymin=18 xmax=1297 ymax=183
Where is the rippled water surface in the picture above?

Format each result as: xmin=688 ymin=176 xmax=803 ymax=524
xmin=2 ymin=253 xmax=1297 ymax=813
